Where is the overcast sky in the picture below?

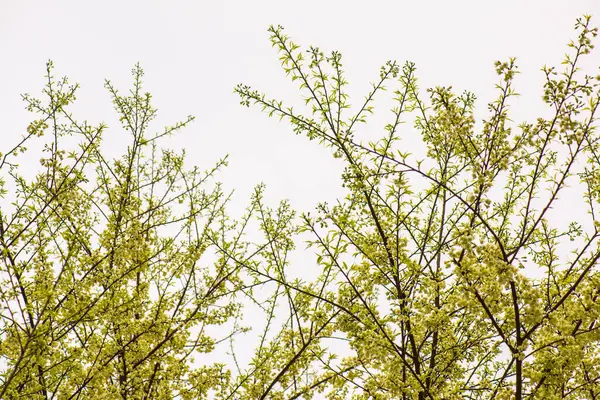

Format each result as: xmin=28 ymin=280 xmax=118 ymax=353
xmin=2 ymin=0 xmax=599 ymax=214
xmin=2 ymin=0 xmax=600 ymax=386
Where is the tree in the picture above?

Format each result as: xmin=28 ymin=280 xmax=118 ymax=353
xmin=1 ymin=15 xmax=599 ymax=400
xmin=232 ymin=15 xmax=600 ymax=399
xmin=0 ymin=63 xmax=242 ymax=399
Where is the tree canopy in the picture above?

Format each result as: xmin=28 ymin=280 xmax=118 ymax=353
xmin=1 ymin=14 xmax=600 ymax=400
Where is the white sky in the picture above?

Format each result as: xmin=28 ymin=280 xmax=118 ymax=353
xmin=2 ymin=0 xmax=599 ymax=213
xmin=1 ymin=0 xmax=600 ymax=393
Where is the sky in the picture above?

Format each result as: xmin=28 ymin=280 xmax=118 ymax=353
xmin=2 ymin=0 xmax=599 ymax=214
xmin=1 ymin=0 xmax=600 ymax=393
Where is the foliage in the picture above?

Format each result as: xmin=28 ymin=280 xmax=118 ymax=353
xmin=0 ymin=63 xmax=240 ymax=399
xmin=232 ymin=15 xmax=600 ymax=399
xmin=2 ymin=14 xmax=600 ymax=400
